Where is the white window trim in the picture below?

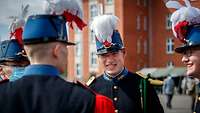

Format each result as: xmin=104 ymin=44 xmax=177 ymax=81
xmin=166 ymin=14 xmax=172 ymax=30
xmin=136 ymin=15 xmax=141 ymax=30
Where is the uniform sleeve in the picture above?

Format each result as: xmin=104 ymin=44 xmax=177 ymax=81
xmin=147 ymin=83 xmax=164 ymax=113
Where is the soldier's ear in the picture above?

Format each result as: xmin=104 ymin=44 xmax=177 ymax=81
xmin=121 ymin=48 xmax=126 ymax=55
xmin=52 ymin=44 xmax=61 ymax=58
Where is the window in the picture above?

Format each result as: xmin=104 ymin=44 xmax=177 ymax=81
xmin=144 ymin=39 xmax=147 ymax=55
xmin=136 ymin=15 xmax=141 ymax=30
xmin=104 ymin=0 xmax=114 ymax=14
xmin=166 ymin=38 xmax=174 ymax=54
xmin=76 ymin=64 xmax=81 ymax=77
xmin=105 ymin=0 xmax=113 ymax=4
xmin=167 ymin=61 xmax=174 ymax=67
xmin=90 ymin=32 xmax=96 ymax=43
xmin=74 ymin=28 xmax=82 ymax=79
xmin=137 ymin=38 xmax=141 ymax=54
xmin=137 ymin=0 xmax=140 ymax=6
xmin=75 ymin=30 xmax=82 ymax=57
xmin=166 ymin=14 xmax=172 ymax=29
xmin=89 ymin=1 xmax=99 ymax=70
xmin=90 ymin=4 xmax=98 ymax=18
xmin=144 ymin=16 xmax=147 ymax=31
xmin=91 ymin=52 xmax=97 ymax=65
xmin=144 ymin=0 xmax=147 ymax=7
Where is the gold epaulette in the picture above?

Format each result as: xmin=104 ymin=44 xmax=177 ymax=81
xmin=136 ymin=72 xmax=163 ymax=85
xmin=86 ymin=76 xmax=96 ymax=86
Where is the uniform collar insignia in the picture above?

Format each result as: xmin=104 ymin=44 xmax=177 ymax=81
xmin=103 ymin=67 xmax=128 ymax=82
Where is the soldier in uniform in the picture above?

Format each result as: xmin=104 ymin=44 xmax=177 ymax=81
xmin=0 ymin=1 xmax=116 ymax=113
xmin=87 ymin=15 xmax=164 ymax=113
xmin=0 ymin=39 xmax=30 ymax=81
xmin=166 ymin=0 xmax=200 ymax=113
xmin=0 ymin=4 xmax=30 ymax=82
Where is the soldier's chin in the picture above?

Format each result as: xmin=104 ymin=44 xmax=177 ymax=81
xmin=106 ymin=70 xmax=117 ymax=76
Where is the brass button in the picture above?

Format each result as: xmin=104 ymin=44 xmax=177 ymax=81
xmin=115 ymin=109 xmax=118 ymax=113
xmin=193 ymin=112 xmax=196 ymax=113
xmin=198 ymin=97 xmax=200 ymax=101
xmin=114 ymin=86 xmax=118 ymax=89
xmin=114 ymin=97 xmax=118 ymax=101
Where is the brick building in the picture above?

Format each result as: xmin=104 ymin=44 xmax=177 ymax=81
xmin=67 ymin=0 xmax=200 ymax=82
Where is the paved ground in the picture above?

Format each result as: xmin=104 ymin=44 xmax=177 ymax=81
xmin=159 ymin=94 xmax=193 ymax=113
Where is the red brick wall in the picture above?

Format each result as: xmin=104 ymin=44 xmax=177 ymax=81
xmin=68 ymin=0 xmax=200 ymax=82
xmin=150 ymin=0 xmax=184 ymax=67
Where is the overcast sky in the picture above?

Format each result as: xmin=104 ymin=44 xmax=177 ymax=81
xmin=0 ymin=0 xmax=43 ymax=41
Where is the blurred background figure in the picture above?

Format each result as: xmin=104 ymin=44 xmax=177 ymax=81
xmin=181 ymin=76 xmax=197 ymax=95
xmin=163 ymin=75 xmax=175 ymax=109
xmin=181 ymin=76 xmax=199 ymax=111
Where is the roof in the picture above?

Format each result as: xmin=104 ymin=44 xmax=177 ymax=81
xmin=137 ymin=67 xmax=186 ymax=78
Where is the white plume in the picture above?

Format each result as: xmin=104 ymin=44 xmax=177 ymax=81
xmin=165 ymin=1 xmax=182 ymax=9
xmin=169 ymin=0 xmax=200 ymax=37
xmin=43 ymin=0 xmax=83 ymax=18
xmin=9 ymin=4 xmax=29 ymax=33
xmin=184 ymin=0 xmax=191 ymax=7
xmin=90 ymin=15 xmax=119 ymax=43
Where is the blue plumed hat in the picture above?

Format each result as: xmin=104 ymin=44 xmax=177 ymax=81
xmin=90 ymin=15 xmax=124 ymax=55
xmin=23 ymin=0 xmax=87 ymax=45
xmin=175 ymin=25 xmax=200 ymax=53
xmin=23 ymin=15 xmax=75 ymax=45
xmin=0 ymin=39 xmax=29 ymax=65
xmin=165 ymin=0 xmax=200 ymax=53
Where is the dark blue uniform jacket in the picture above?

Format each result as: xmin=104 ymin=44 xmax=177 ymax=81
xmin=89 ymin=68 xmax=164 ymax=113
xmin=0 ymin=65 xmax=95 ymax=113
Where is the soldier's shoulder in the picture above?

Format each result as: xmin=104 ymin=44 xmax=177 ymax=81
xmin=134 ymin=72 xmax=148 ymax=79
xmin=126 ymin=71 xmax=144 ymax=80
xmin=74 ymin=81 xmax=95 ymax=95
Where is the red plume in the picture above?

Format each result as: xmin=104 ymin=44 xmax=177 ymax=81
xmin=10 ymin=27 xmax=23 ymax=47
xmin=62 ymin=11 xmax=87 ymax=30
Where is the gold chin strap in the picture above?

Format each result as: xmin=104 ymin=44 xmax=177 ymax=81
xmin=136 ymin=72 xmax=164 ymax=86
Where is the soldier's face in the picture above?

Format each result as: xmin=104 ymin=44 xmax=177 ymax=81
xmin=181 ymin=48 xmax=200 ymax=79
xmin=98 ymin=49 xmax=125 ymax=76
xmin=0 ymin=65 xmax=13 ymax=79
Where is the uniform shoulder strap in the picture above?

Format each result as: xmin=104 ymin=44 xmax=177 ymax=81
xmin=86 ymin=76 xmax=96 ymax=86
xmin=136 ymin=72 xmax=163 ymax=85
